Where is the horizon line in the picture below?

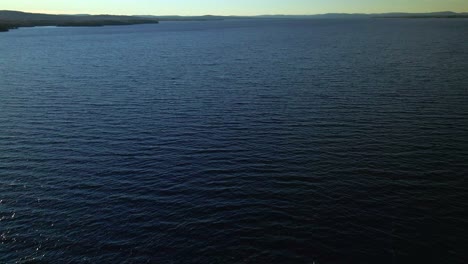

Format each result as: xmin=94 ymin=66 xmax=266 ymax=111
xmin=2 ymin=9 xmax=467 ymax=17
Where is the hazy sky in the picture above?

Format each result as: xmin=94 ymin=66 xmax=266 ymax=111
xmin=2 ymin=0 xmax=468 ymax=15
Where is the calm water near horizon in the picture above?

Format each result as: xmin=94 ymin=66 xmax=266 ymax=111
xmin=1 ymin=19 xmax=468 ymax=263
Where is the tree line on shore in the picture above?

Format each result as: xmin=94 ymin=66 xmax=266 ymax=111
xmin=0 ymin=10 xmax=159 ymax=32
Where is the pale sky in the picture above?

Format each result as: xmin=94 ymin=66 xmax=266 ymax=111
xmin=1 ymin=0 xmax=468 ymax=16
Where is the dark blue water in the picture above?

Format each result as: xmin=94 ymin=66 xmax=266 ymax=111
xmin=1 ymin=19 xmax=467 ymax=263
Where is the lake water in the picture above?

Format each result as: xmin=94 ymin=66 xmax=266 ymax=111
xmin=1 ymin=19 xmax=467 ymax=263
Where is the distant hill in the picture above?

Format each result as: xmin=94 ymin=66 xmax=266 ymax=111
xmin=136 ymin=15 xmax=250 ymax=21
xmin=140 ymin=11 xmax=468 ymax=20
xmin=1 ymin=10 xmax=467 ymax=32
xmin=377 ymin=11 xmax=468 ymax=18
xmin=138 ymin=11 xmax=468 ymax=21
xmin=0 ymin=10 xmax=159 ymax=32
xmin=258 ymin=12 xmax=468 ymax=19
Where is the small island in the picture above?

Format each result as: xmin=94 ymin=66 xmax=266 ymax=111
xmin=0 ymin=10 xmax=159 ymax=32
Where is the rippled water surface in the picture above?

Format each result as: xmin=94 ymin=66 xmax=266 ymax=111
xmin=1 ymin=19 xmax=468 ymax=263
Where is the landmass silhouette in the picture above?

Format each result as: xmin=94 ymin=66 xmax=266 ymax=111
xmin=1 ymin=10 xmax=467 ymax=32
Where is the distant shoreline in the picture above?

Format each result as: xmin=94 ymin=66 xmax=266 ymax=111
xmin=0 ymin=10 xmax=159 ymax=33
xmin=0 ymin=22 xmax=159 ymax=33
xmin=0 ymin=24 xmax=157 ymax=33
xmin=1 ymin=10 xmax=467 ymax=32
xmin=379 ymin=15 xmax=468 ymax=19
